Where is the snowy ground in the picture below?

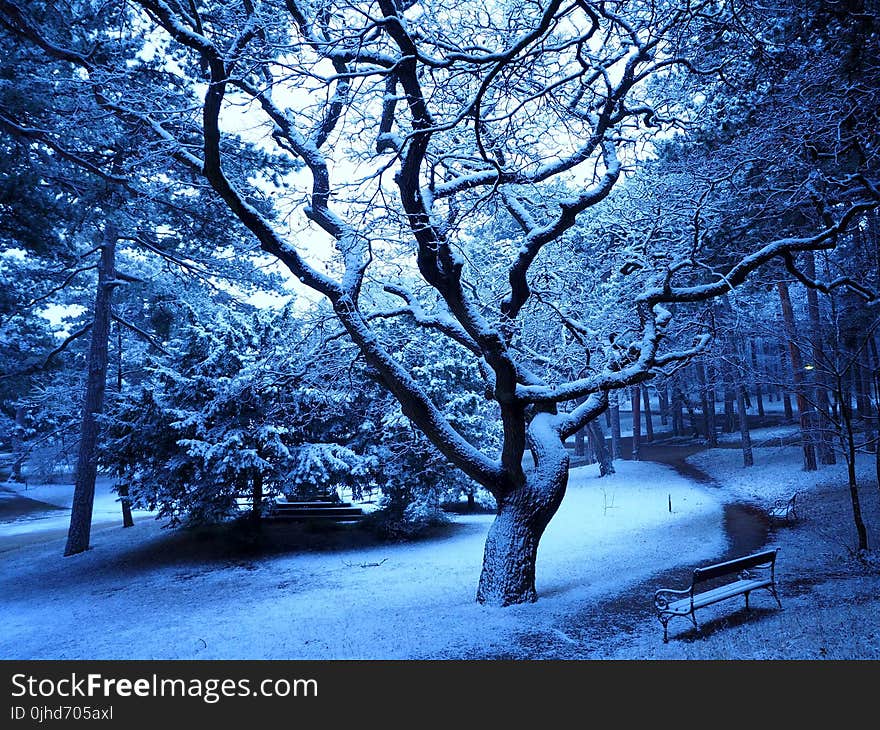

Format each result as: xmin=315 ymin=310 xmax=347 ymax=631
xmin=1 ymin=443 xmax=878 ymax=659
xmin=0 ymin=477 xmax=152 ymax=537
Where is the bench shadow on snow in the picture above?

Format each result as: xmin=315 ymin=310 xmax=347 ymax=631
xmin=661 ymin=603 xmax=782 ymax=644
xmin=110 ymin=515 xmax=478 ymax=573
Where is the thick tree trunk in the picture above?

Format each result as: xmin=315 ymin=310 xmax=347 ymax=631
xmin=476 ymin=432 xmax=568 ymax=606
xmin=588 ymin=420 xmax=614 ymax=476
xmin=631 ymin=386 xmax=641 ymax=461
xmin=777 ymin=281 xmax=818 ymax=472
xmin=641 ymin=386 xmax=654 ymax=442
xmin=802 ymin=251 xmax=836 ymax=464
xmin=65 ymin=225 xmax=118 ymax=557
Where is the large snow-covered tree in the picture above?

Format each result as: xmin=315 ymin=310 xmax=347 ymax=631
xmin=2 ymin=0 xmax=877 ymax=604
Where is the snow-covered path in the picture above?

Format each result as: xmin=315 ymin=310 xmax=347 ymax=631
xmin=0 ymin=461 xmax=726 ymax=659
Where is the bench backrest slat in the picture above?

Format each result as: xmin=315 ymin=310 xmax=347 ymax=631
xmin=692 ymin=548 xmax=778 ymax=584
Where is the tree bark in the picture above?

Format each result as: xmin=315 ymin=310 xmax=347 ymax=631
xmin=476 ymin=432 xmax=569 ymax=606
xmin=777 ymin=281 xmax=818 ymax=471
xmin=588 ymin=420 xmax=614 ymax=476
xmin=65 ymin=224 xmax=118 ymax=556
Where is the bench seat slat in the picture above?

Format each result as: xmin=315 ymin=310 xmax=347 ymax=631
xmin=663 ymin=579 xmax=773 ymax=615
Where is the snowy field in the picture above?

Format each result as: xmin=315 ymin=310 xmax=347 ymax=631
xmin=2 ymin=444 xmax=878 ymax=659
xmin=1 ymin=461 xmax=724 ymax=659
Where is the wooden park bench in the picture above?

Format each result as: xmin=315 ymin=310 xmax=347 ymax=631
xmin=768 ymin=492 xmax=798 ymax=525
xmin=267 ymin=496 xmax=364 ymax=523
xmin=653 ymin=548 xmax=782 ymax=642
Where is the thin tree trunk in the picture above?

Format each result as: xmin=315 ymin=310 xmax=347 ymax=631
xmin=671 ymin=385 xmax=684 ymax=436
xmin=696 ymin=361 xmax=710 ymax=441
xmin=763 ymin=338 xmax=776 ymax=402
xmin=65 ymin=224 xmax=118 ymax=556
xmin=11 ymin=405 xmax=26 ymax=483
xmin=574 ymin=428 xmax=585 ymax=457
xmin=251 ymin=470 xmax=263 ymax=522
xmin=631 ymin=386 xmax=641 ymax=461
xmin=641 ymin=385 xmax=654 ymax=442
xmin=803 ymin=251 xmax=836 ymax=464
xmin=684 ymin=392 xmax=700 ymax=438
xmin=777 ymin=281 xmax=818 ymax=472
xmin=723 ymin=383 xmax=736 ymax=434
xmin=588 ymin=420 xmax=614 ymax=476
xmin=737 ymin=385 xmax=754 ymax=467
xmin=610 ymin=390 xmax=622 ymax=460
xmin=872 ymin=337 xmax=880 ymax=490
xmin=779 ymin=341 xmax=794 ymax=421
xmin=658 ymin=384 xmax=669 ymax=426
xmin=115 ymin=322 xmax=134 ymax=528
xmin=750 ymin=339 xmax=765 ymax=418
xmin=705 ymin=361 xmax=718 ymax=446
xmin=856 ymin=356 xmax=873 ymax=421
xmin=862 ymin=340 xmax=877 ymax=453
xmin=840 ymin=377 xmax=869 ymax=552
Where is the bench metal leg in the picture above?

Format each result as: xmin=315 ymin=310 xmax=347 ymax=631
xmin=769 ymin=584 xmax=782 ymax=609
xmin=661 ymin=617 xmax=669 ymax=643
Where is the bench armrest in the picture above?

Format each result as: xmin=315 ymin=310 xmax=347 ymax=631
xmin=654 ymin=587 xmax=690 ymax=611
